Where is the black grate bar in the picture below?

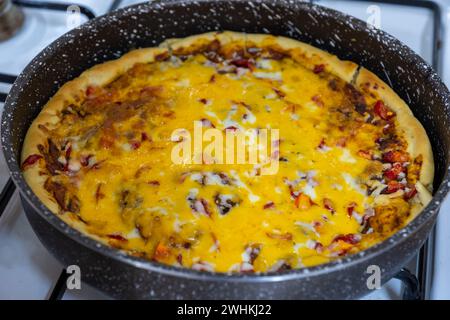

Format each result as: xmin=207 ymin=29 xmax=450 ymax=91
xmin=108 ymin=0 xmax=123 ymax=12
xmin=417 ymin=227 xmax=435 ymax=300
xmin=0 ymin=179 xmax=16 ymax=218
xmin=0 ymin=73 xmax=17 ymax=103
xmin=0 ymin=93 xmax=7 ymax=103
xmin=48 ymin=269 xmax=68 ymax=300
xmin=13 ymin=0 xmax=96 ymax=20
xmin=0 ymin=74 xmax=17 ymax=102
xmin=0 ymin=73 xmax=17 ymax=84
xmin=0 ymin=73 xmax=20 ymax=211
xmin=0 ymin=73 xmax=17 ymax=102
xmin=394 ymin=268 xmax=421 ymax=300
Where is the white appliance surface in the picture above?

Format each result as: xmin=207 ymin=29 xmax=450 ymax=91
xmin=0 ymin=0 xmax=448 ymax=300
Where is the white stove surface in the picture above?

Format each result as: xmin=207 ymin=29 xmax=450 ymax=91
xmin=0 ymin=0 xmax=449 ymax=300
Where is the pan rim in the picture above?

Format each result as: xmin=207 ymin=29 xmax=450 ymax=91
xmin=2 ymin=0 xmax=449 ymax=283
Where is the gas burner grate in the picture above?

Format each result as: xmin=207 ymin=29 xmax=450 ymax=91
xmin=12 ymin=0 xmax=95 ymax=19
xmin=0 ymin=73 xmax=15 ymax=104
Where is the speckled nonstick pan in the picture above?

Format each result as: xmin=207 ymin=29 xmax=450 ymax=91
xmin=2 ymin=0 xmax=450 ymax=299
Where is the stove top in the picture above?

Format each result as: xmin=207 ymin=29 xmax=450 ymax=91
xmin=0 ymin=0 xmax=448 ymax=300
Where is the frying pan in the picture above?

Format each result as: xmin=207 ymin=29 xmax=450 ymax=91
xmin=2 ymin=0 xmax=450 ymax=299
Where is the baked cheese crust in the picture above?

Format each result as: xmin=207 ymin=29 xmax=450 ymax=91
xmin=21 ymin=31 xmax=433 ymax=273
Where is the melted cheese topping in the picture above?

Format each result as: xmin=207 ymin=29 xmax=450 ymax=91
xmin=23 ymin=42 xmax=421 ymax=273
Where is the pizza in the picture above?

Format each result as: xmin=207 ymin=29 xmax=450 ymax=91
xmin=21 ymin=31 xmax=433 ymax=273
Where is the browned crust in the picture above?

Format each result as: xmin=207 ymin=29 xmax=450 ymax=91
xmin=355 ymin=68 xmax=434 ymax=210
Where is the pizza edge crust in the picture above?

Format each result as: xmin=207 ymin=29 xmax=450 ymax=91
xmin=22 ymin=31 xmax=434 ymax=216
xmin=355 ymin=68 xmax=434 ymax=211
